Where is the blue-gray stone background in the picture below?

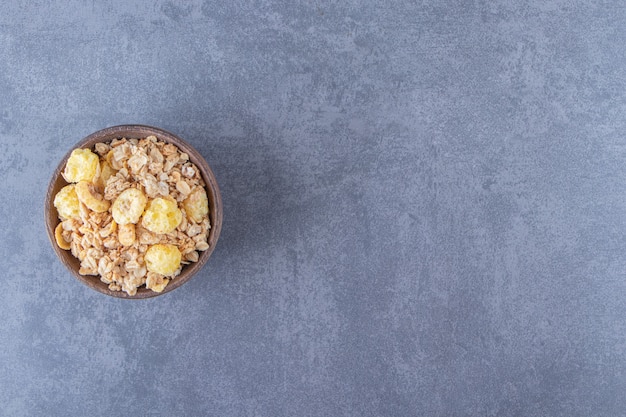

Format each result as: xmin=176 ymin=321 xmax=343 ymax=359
xmin=1 ymin=1 xmax=625 ymax=416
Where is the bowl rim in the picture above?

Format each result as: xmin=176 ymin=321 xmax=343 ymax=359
xmin=44 ymin=124 xmax=223 ymax=299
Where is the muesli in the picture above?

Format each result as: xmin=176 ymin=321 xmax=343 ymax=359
xmin=53 ymin=136 xmax=210 ymax=295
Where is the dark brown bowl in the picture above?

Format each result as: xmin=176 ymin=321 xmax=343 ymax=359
xmin=44 ymin=125 xmax=223 ymax=299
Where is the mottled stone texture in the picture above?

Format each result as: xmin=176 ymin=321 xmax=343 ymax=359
xmin=0 ymin=1 xmax=625 ymax=416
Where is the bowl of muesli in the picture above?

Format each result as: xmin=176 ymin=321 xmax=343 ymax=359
xmin=44 ymin=125 xmax=223 ymax=298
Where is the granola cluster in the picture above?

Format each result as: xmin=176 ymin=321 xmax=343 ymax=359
xmin=53 ymin=136 xmax=210 ymax=295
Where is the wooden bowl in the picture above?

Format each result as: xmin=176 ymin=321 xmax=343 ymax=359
xmin=44 ymin=125 xmax=223 ymax=298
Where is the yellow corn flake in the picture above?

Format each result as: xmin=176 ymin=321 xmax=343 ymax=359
xmin=183 ymin=187 xmax=209 ymax=223
xmin=53 ymin=184 xmax=81 ymax=220
xmin=145 ymin=244 xmax=181 ymax=276
xmin=105 ymin=150 xmax=115 ymax=166
xmin=94 ymin=160 xmax=116 ymax=191
xmin=62 ymin=148 xmax=99 ymax=183
xmin=75 ymin=181 xmax=110 ymax=213
xmin=111 ymin=188 xmax=147 ymax=225
xmin=54 ymin=223 xmax=71 ymax=250
xmin=142 ymin=197 xmax=182 ymax=234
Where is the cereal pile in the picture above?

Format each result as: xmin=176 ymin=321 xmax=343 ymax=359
xmin=53 ymin=136 xmax=210 ymax=295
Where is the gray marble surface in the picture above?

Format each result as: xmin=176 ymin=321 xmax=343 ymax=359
xmin=1 ymin=1 xmax=625 ymax=416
